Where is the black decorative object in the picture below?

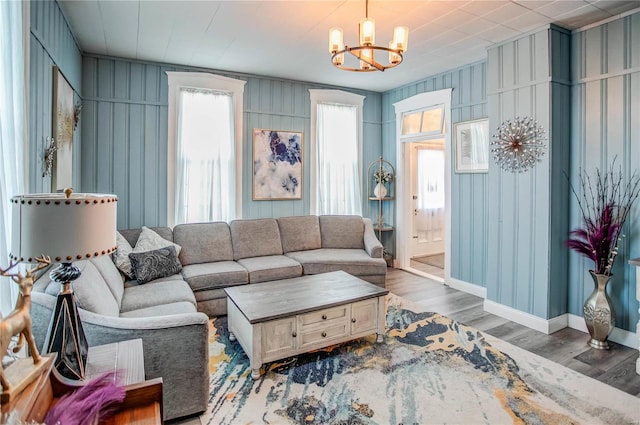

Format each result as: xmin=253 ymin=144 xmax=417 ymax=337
xmin=43 ymin=262 xmax=88 ymax=380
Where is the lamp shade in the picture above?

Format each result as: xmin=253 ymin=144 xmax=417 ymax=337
xmin=9 ymin=192 xmax=118 ymax=264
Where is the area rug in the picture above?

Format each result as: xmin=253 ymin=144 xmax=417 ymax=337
xmin=202 ymin=294 xmax=639 ymax=424
xmin=412 ymin=253 xmax=444 ymax=269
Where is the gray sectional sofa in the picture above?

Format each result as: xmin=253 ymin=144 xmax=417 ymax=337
xmin=176 ymin=214 xmax=387 ymax=316
xmin=30 ymin=214 xmax=386 ymax=420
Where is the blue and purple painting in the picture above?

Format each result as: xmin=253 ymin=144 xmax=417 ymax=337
xmin=253 ymin=129 xmax=302 ymax=199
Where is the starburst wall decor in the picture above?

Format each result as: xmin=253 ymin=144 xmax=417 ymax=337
xmin=491 ymin=116 xmax=547 ymax=173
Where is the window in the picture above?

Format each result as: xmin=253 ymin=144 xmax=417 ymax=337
xmin=401 ymin=106 xmax=444 ymax=137
xmin=167 ymin=72 xmax=245 ymax=226
xmin=1 ymin=0 xmax=28 ymax=315
xmin=309 ymin=89 xmax=365 ymax=215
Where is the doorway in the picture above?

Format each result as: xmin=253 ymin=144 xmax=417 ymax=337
xmin=393 ymin=89 xmax=452 ymax=283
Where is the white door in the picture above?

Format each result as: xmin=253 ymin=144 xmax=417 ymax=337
xmin=410 ymin=142 xmax=445 ymax=258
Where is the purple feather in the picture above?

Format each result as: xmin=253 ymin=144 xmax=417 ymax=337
xmin=45 ymin=371 xmax=126 ymax=425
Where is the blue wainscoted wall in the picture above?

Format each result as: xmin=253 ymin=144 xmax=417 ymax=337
xmin=486 ymin=26 xmax=571 ymax=320
xmin=29 ymin=0 xmax=82 ymax=193
xmin=381 ymin=62 xmax=488 ymax=287
xmin=569 ymin=12 xmax=640 ymax=332
xmin=80 ymin=55 xmax=382 ymax=229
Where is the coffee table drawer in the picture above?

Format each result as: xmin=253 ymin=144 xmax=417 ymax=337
xmin=351 ymin=299 xmax=378 ymax=334
xmin=299 ymin=305 xmax=349 ymax=329
xmin=262 ymin=317 xmax=296 ymax=360
xmin=299 ymin=322 xmax=349 ymax=348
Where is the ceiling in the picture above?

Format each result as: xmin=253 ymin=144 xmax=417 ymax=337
xmin=58 ymin=1 xmax=639 ymax=92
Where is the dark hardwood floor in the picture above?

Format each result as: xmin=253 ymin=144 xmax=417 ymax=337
xmin=387 ymin=267 xmax=640 ymax=397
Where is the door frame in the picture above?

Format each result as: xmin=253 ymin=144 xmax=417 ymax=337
xmin=393 ymin=89 xmax=452 ymax=283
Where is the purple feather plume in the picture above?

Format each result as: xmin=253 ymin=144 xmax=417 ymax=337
xmin=45 ymin=371 xmax=126 ymax=425
xmin=566 ymin=159 xmax=640 ymax=276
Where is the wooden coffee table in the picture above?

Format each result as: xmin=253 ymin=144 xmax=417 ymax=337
xmin=225 ymin=271 xmax=388 ymax=379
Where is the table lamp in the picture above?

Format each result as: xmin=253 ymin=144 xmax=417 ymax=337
xmin=9 ymin=189 xmax=117 ymax=380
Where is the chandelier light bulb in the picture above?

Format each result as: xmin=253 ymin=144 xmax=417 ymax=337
xmin=393 ymin=26 xmax=409 ymax=52
xmin=359 ymin=17 xmax=375 ymax=46
xmin=329 ymin=27 xmax=344 ymax=53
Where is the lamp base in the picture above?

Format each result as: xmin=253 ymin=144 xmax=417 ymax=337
xmin=43 ymin=263 xmax=88 ymax=380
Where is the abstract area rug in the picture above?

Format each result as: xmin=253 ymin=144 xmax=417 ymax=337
xmin=202 ymin=295 xmax=639 ymax=424
xmin=412 ymin=254 xmax=444 ymax=269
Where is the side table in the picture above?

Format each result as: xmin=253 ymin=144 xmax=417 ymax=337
xmin=86 ymin=339 xmax=145 ymax=385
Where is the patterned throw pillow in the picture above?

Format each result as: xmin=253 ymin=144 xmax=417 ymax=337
xmin=128 ymin=245 xmax=182 ymax=284
xmin=112 ymin=231 xmax=134 ymax=279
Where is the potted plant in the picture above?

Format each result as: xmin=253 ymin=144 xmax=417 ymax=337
xmin=566 ymin=160 xmax=640 ymax=349
xmin=373 ymin=168 xmax=393 ymax=198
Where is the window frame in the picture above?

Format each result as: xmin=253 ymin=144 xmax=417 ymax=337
xmin=309 ymin=89 xmax=365 ymax=215
xmin=166 ymin=72 xmax=245 ymax=226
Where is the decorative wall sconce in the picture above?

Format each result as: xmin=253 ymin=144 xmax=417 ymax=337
xmin=491 ymin=116 xmax=547 ymax=173
xmin=42 ymin=136 xmax=56 ymax=178
xmin=73 ymin=102 xmax=82 ymax=130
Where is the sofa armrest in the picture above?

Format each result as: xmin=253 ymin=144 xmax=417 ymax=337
xmin=31 ymin=292 xmax=209 ymax=421
xmin=363 ymin=218 xmax=384 ymax=258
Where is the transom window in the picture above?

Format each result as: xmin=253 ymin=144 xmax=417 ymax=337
xmin=401 ymin=106 xmax=444 ymax=136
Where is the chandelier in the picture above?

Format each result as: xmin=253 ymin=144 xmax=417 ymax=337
xmin=328 ymin=0 xmax=409 ymax=72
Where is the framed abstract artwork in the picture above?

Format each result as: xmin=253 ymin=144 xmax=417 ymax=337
xmin=51 ymin=66 xmax=75 ymax=191
xmin=454 ymin=118 xmax=489 ymax=173
xmin=253 ymin=129 xmax=303 ymax=200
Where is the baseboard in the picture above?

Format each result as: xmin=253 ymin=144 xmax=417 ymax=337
xmin=483 ymin=300 xmax=558 ymax=334
xmin=567 ymin=314 xmax=638 ymax=349
xmin=447 ymin=278 xmax=487 ymax=298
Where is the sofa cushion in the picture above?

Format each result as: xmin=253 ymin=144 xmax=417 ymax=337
xmin=192 ymin=287 xmax=228 ymax=302
xmin=277 ymin=215 xmax=322 ymax=253
xmin=319 ymin=215 xmax=364 ymax=249
xmin=91 ymin=255 xmax=125 ymax=309
xmin=174 ymin=222 xmax=234 ymax=265
xmin=286 ymin=249 xmax=387 ymax=277
xmin=120 ymin=279 xmax=196 ymax=313
xmin=71 ymin=260 xmax=120 ymax=317
xmin=237 ymin=255 xmax=302 ymax=283
xmin=119 ymin=301 xmax=196 ymax=318
xmin=129 ymin=246 xmax=183 ymax=284
xmin=230 ymin=219 xmax=283 ymax=260
xmin=181 ymin=261 xmax=248 ymax=292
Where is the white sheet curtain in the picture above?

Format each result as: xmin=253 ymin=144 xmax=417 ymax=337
xmin=175 ymin=88 xmax=234 ymax=224
xmin=416 ymin=148 xmax=444 ymax=241
xmin=314 ymin=103 xmax=362 ymax=215
xmin=0 ymin=1 xmax=27 ymax=315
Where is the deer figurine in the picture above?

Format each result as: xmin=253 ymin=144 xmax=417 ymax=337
xmin=0 ymin=256 xmax=51 ymax=391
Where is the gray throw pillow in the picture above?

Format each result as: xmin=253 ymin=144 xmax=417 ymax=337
xmin=128 ymin=245 xmax=182 ymax=284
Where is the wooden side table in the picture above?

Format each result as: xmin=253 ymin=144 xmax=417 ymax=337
xmin=2 ymin=339 xmax=163 ymax=424
xmin=86 ymin=339 xmax=145 ymax=385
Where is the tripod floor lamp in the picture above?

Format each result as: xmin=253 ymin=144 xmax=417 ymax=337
xmin=9 ymin=189 xmax=117 ymax=380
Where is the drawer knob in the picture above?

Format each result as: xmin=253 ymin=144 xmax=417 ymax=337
xmin=321 ymin=332 xmax=327 ymax=338
xmin=351 ymin=318 xmax=356 ymax=323
xmin=322 ymin=314 xmax=327 ymax=320
xmin=292 ymin=332 xmax=297 ymax=337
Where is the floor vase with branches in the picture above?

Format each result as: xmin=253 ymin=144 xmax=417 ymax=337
xmin=566 ymin=160 xmax=640 ymax=349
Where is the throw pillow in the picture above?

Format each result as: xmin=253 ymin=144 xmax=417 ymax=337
xmin=112 ymin=231 xmax=134 ymax=279
xmin=128 ymin=245 xmax=182 ymax=284
xmin=135 ymin=226 xmax=182 ymax=256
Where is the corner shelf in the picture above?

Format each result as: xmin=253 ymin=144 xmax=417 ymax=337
xmin=367 ymin=156 xmax=395 ymax=264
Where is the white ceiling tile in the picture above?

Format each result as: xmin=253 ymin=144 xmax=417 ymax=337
xmin=554 ymin=4 xmax=613 ymax=27
xmin=459 ymin=1 xmax=507 ymax=17
xmin=475 ymin=24 xmax=523 ymax=43
xmin=513 ymin=1 xmax=556 ymax=11
xmin=58 ymin=1 xmax=106 ymax=54
xmin=96 ymin=1 xmax=139 ymax=57
xmin=534 ymin=0 xmax=592 ymax=18
xmin=482 ymin=2 xmax=535 ymax=23
xmin=503 ymin=10 xmax=554 ymax=32
xmin=590 ymin=0 xmax=640 ymax=15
